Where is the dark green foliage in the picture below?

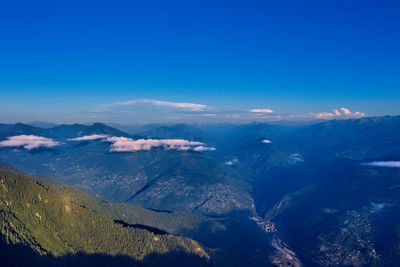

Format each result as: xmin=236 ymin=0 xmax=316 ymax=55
xmin=0 ymin=237 xmax=211 ymax=267
xmin=0 ymin=169 xmax=211 ymax=265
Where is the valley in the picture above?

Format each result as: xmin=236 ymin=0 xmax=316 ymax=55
xmin=1 ymin=116 xmax=400 ymax=266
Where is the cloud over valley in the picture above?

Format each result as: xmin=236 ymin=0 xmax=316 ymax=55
xmin=106 ymin=136 xmax=215 ymax=152
xmin=65 ymin=134 xmax=216 ymax=152
xmin=0 ymin=135 xmax=60 ymax=149
xmin=362 ymin=161 xmax=400 ymax=168
xmin=68 ymin=134 xmax=108 ymax=141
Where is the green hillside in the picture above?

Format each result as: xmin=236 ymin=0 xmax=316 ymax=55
xmin=0 ymin=168 xmax=210 ymax=266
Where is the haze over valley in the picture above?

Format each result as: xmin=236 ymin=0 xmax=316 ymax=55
xmin=1 ymin=116 xmax=400 ymax=266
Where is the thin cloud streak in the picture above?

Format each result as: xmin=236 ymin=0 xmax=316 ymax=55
xmin=104 ymin=99 xmax=208 ymax=111
xmin=362 ymin=161 xmax=400 ymax=168
xmin=193 ymin=146 xmax=216 ymax=151
xmin=68 ymin=134 xmax=108 ymax=141
xmin=89 ymin=100 xmax=367 ymax=123
xmin=250 ymin=108 xmax=274 ymax=113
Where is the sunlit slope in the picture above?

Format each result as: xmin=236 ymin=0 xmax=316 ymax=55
xmin=0 ymin=169 xmax=209 ymax=263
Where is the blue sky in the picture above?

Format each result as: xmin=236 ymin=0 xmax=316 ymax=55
xmin=0 ymin=0 xmax=399 ymax=124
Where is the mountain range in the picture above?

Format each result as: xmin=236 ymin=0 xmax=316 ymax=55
xmin=1 ymin=116 xmax=400 ymax=266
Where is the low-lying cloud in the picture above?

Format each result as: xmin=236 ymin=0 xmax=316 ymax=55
xmin=68 ymin=134 xmax=108 ymax=141
xmin=106 ymin=136 xmax=215 ymax=152
xmin=225 ymin=158 xmax=239 ymax=166
xmin=65 ymin=134 xmax=215 ymax=152
xmin=289 ymin=153 xmax=304 ymax=164
xmin=362 ymin=161 xmax=400 ymax=168
xmin=193 ymin=146 xmax=216 ymax=151
xmin=0 ymin=135 xmax=60 ymax=149
xmin=371 ymin=202 xmax=385 ymax=212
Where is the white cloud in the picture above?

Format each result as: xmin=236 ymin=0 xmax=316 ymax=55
xmin=0 ymin=135 xmax=60 ymax=150
xmin=68 ymin=134 xmax=108 ymax=141
xmin=250 ymin=108 xmax=274 ymax=113
xmin=289 ymin=153 xmax=304 ymax=164
xmin=106 ymin=136 xmax=215 ymax=152
xmin=225 ymin=158 xmax=239 ymax=165
xmin=316 ymin=107 xmax=365 ymax=119
xmin=340 ymin=107 xmax=351 ymax=115
xmin=105 ymin=98 xmax=208 ymax=112
xmin=371 ymin=202 xmax=385 ymax=212
xmin=262 ymin=139 xmax=272 ymax=144
xmin=362 ymin=161 xmax=400 ymax=168
xmin=316 ymin=112 xmax=336 ymax=119
xmin=193 ymin=146 xmax=216 ymax=151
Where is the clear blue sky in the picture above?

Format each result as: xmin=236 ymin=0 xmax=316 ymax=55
xmin=0 ymin=0 xmax=399 ymax=124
